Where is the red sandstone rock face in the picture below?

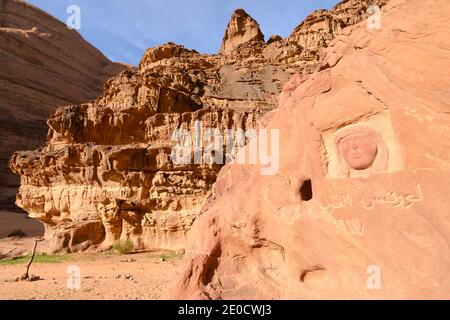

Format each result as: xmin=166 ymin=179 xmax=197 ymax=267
xmin=173 ymin=0 xmax=450 ymax=299
xmin=0 ymin=0 xmax=126 ymax=210
xmin=9 ymin=0 xmax=390 ymax=253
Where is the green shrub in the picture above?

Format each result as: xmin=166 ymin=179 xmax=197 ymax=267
xmin=113 ymin=239 xmax=134 ymax=254
xmin=7 ymin=229 xmax=27 ymax=238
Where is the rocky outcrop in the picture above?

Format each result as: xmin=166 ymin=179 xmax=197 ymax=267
xmin=173 ymin=0 xmax=450 ymax=299
xmin=9 ymin=0 xmax=390 ymax=253
xmin=0 ymin=0 xmax=126 ymax=211
xmin=8 ymin=43 xmax=277 ymax=253
xmin=223 ymin=0 xmax=388 ymax=71
xmin=219 ymin=9 xmax=265 ymax=55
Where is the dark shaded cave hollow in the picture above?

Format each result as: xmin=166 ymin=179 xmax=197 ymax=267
xmin=299 ymin=179 xmax=313 ymax=201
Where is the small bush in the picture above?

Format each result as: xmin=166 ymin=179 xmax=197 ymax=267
xmin=7 ymin=229 xmax=27 ymax=238
xmin=113 ymin=239 xmax=134 ymax=254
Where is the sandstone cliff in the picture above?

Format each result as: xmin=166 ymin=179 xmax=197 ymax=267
xmin=9 ymin=0 xmax=388 ymax=253
xmin=0 ymin=0 xmax=126 ymax=210
xmin=173 ymin=0 xmax=450 ymax=299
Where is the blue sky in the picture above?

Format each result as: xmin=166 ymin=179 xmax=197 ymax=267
xmin=27 ymin=0 xmax=339 ymax=65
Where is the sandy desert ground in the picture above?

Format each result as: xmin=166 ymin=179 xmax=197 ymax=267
xmin=0 ymin=236 xmax=182 ymax=300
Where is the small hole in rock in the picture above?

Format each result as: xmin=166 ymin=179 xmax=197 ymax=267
xmin=300 ymin=179 xmax=313 ymax=201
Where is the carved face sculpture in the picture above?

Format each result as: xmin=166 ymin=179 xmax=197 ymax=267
xmin=336 ymin=129 xmax=379 ymax=170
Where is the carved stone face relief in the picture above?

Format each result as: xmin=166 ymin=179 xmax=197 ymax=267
xmin=333 ymin=125 xmax=388 ymax=177
xmin=335 ymin=128 xmax=379 ymax=171
xmin=321 ymin=112 xmax=403 ymax=179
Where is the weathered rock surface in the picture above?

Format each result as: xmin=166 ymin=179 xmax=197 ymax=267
xmin=173 ymin=0 xmax=450 ymax=299
xmin=219 ymin=9 xmax=264 ymax=55
xmin=0 ymin=0 xmax=126 ymax=211
xmin=9 ymin=0 xmax=389 ymax=253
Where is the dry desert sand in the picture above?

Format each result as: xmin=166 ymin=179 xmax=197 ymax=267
xmin=0 ymin=240 xmax=181 ymax=300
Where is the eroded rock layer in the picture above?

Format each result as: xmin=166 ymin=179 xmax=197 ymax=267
xmin=173 ymin=0 xmax=450 ymax=299
xmin=0 ymin=0 xmax=126 ymax=210
xmin=9 ymin=0 xmax=388 ymax=253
